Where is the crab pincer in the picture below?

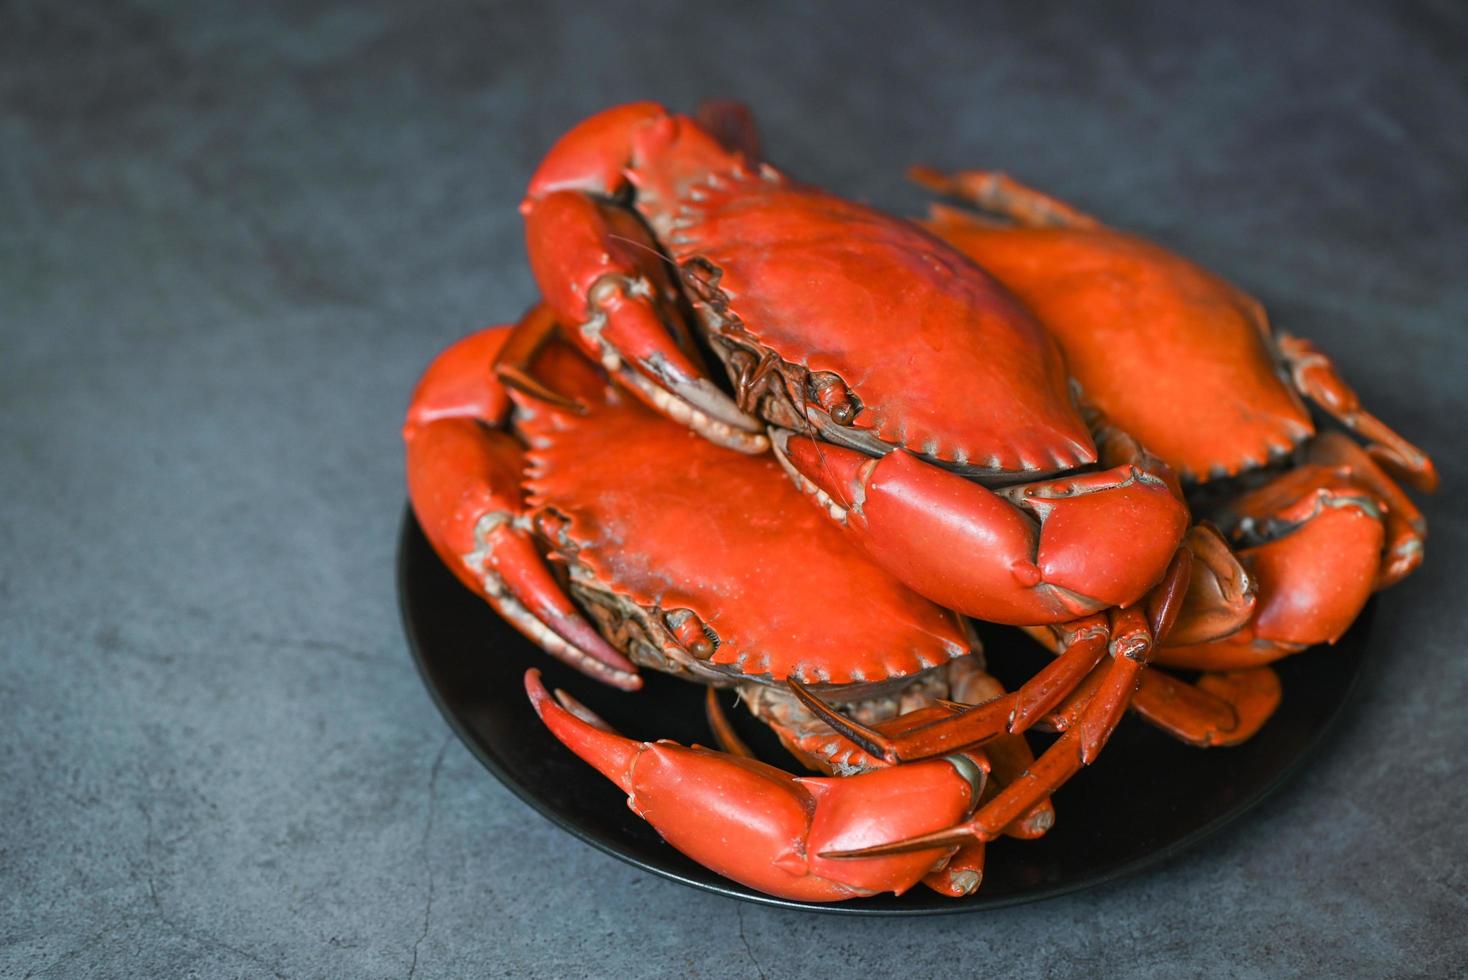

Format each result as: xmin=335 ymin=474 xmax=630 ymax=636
xmin=526 ymin=669 xmax=986 ymax=902
xmin=774 ymin=432 xmax=1188 ymax=625
xmin=403 ymin=322 xmax=641 ymax=690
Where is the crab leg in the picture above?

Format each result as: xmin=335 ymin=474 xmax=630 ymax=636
xmin=526 ymin=670 xmax=986 ymax=902
xmin=1130 ymin=667 xmax=1282 ymax=747
xmin=776 ymin=700 xmax=1054 ymax=841
xmin=796 ymin=548 xmax=1192 ymax=771
xmin=923 ymin=841 xmax=988 ymax=898
xmin=821 ymin=606 xmax=1161 ymax=860
xmin=821 ymin=556 xmax=1192 ymax=861
xmin=945 ymin=660 xmax=1056 ymax=840
xmin=404 ymin=324 xmax=640 ymax=690
xmin=1022 ymin=535 xmax=1278 ymax=746
xmin=775 ymin=431 xmax=1188 ymax=625
xmin=520 ymin=104 xmax=767 ymax=452
xmin=1016 ymin=624 xmax=1277 ymax=747
xmin=708 ymin=688 xmax=1044 ymax=888
xmin=908 ymin=167 xmax=1100 ymax=230
xmin=786 ymin=620 xmax=1100 ymax=766
xmin=746 ymin=657 xmax=1057 ymax=841
xmin=703 ymin=688 xmax=757 ymax=759
xmin=1278 ymin=334 xmax=1438 ymax=493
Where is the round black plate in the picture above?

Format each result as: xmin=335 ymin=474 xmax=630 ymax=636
xmin=398 ymin=508 xmax=1368 ymax=914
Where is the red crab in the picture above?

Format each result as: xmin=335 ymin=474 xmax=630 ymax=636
xmin=511 ymin=101 xmax=1192 ymax=629
xmin=913 ymin=168 xmax=1434 ymax=682
xmin=401 ymin=313 xmax=1211 ymax=901
xmin=794 ymin=169 xmax=1435 ymax=780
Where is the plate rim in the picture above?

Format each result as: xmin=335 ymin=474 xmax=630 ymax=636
xmin=397 ymin=507 xmax=1367 ymax=916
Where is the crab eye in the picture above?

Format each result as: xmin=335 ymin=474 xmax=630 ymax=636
xmin=808 ymin=372 xmax=861 ymax=425
xmin=679 ymin=257 xmax=723 ymax=304
xmin=664 ymin=608 xmax=716 ymax=659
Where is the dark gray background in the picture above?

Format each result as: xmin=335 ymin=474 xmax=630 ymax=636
xmin=3 ymin=1 xmax=1466 ymax=977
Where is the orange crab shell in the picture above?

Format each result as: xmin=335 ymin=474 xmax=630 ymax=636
xmin=517 ymin=343 xmax=970 ymax=685
xmin=621 ymin=115 xmax=1097 ymax=477
xmin=923 ymin=206 xmax=1314 ymax=481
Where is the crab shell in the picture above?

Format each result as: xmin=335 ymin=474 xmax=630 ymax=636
xmin=922 ymin=207 xmax=1312 ymax=483
xmin=548 ymin=108 xmax=1100 ymax=481
xmin=516 ymin=342 xmax=969 ymax=690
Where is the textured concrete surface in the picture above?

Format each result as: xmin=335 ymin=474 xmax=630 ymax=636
xmin=3 ymin=1 xmax=1466 ymax=977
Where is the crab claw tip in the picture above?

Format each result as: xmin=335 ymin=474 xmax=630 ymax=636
xmin=524 ymin=668 xmax=552 ymax=713
xmin=819 ymin=825 xmax=979 ymax=860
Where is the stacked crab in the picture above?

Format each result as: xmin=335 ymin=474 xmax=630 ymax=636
xmin=403 ymin=103 xmax=1434 ymax=903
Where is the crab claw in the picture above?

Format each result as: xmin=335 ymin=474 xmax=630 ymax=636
xmin=1155 ymin=481 xmax=1385 ymax=672
xmin=405 ymin=327 xmax=640 ymax=690
xmin=1304 ymin=432 xmax=1426 ymax=590
xmin=520 ymin=104 xmax=768 ymax=453
xmin=526 ymin=670 xmax=986 ymax=902
xmin=774 ymin=432 xmax=1188 ymax=625
xmin=1167 ymin=524 xmax=1258 ymax=646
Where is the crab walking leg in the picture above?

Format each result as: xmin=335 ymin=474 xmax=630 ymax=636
xmin=703 ymin=688 xmax=757 ymax=759
xmin=1156 ymin=479 xmax=1387 ymax=672
xmin=948 ymin=665 xmax=1056 ymax=840
xmin=788 ymin=618 xmax=1107 ymax=765
xmin=907 ymin=167 xmax=1101 ymax=230
xmin=1278 ymin=334 xmax=1438 ymax=493
xmin=761 ymin=657 xmax=1056 ymax=841
xmin=792 ymin=549 xmax=1190 ymax=767
xmin=775 ymin=432 xmax=1189 ymax=626
xmin=525 ymin=670 xmax=985 ymax=902
xmin=771 ymin=700 xmax=1055 ymax=841
xmin=923 ymin=840 xmax=988 ymax=898
xmin=1026 ymin=545 xmax=1278 ymax=746
xmin=880 ymin=713 xmax=1055 ymax=841
xmin=821 ymin=606 xmax=1160 ymax=860
xmin=1021 ymin=614 xmax=1281 ymax=747
xmin=823 ymin=556 xmax=1191 ymax=861
xmin=1130 ymin=668 xmax=1282 ymax=748
xmin=1016 ymin=636 xmax=1277 ymax=747
xmin=520 ymin=105 xmax=767 ymax=452
xmin=404 ymin=325 xmax=640 ymax=690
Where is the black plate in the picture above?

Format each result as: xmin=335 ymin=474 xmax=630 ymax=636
xmin=398 ymin=508 xmax=1368 ymax=914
